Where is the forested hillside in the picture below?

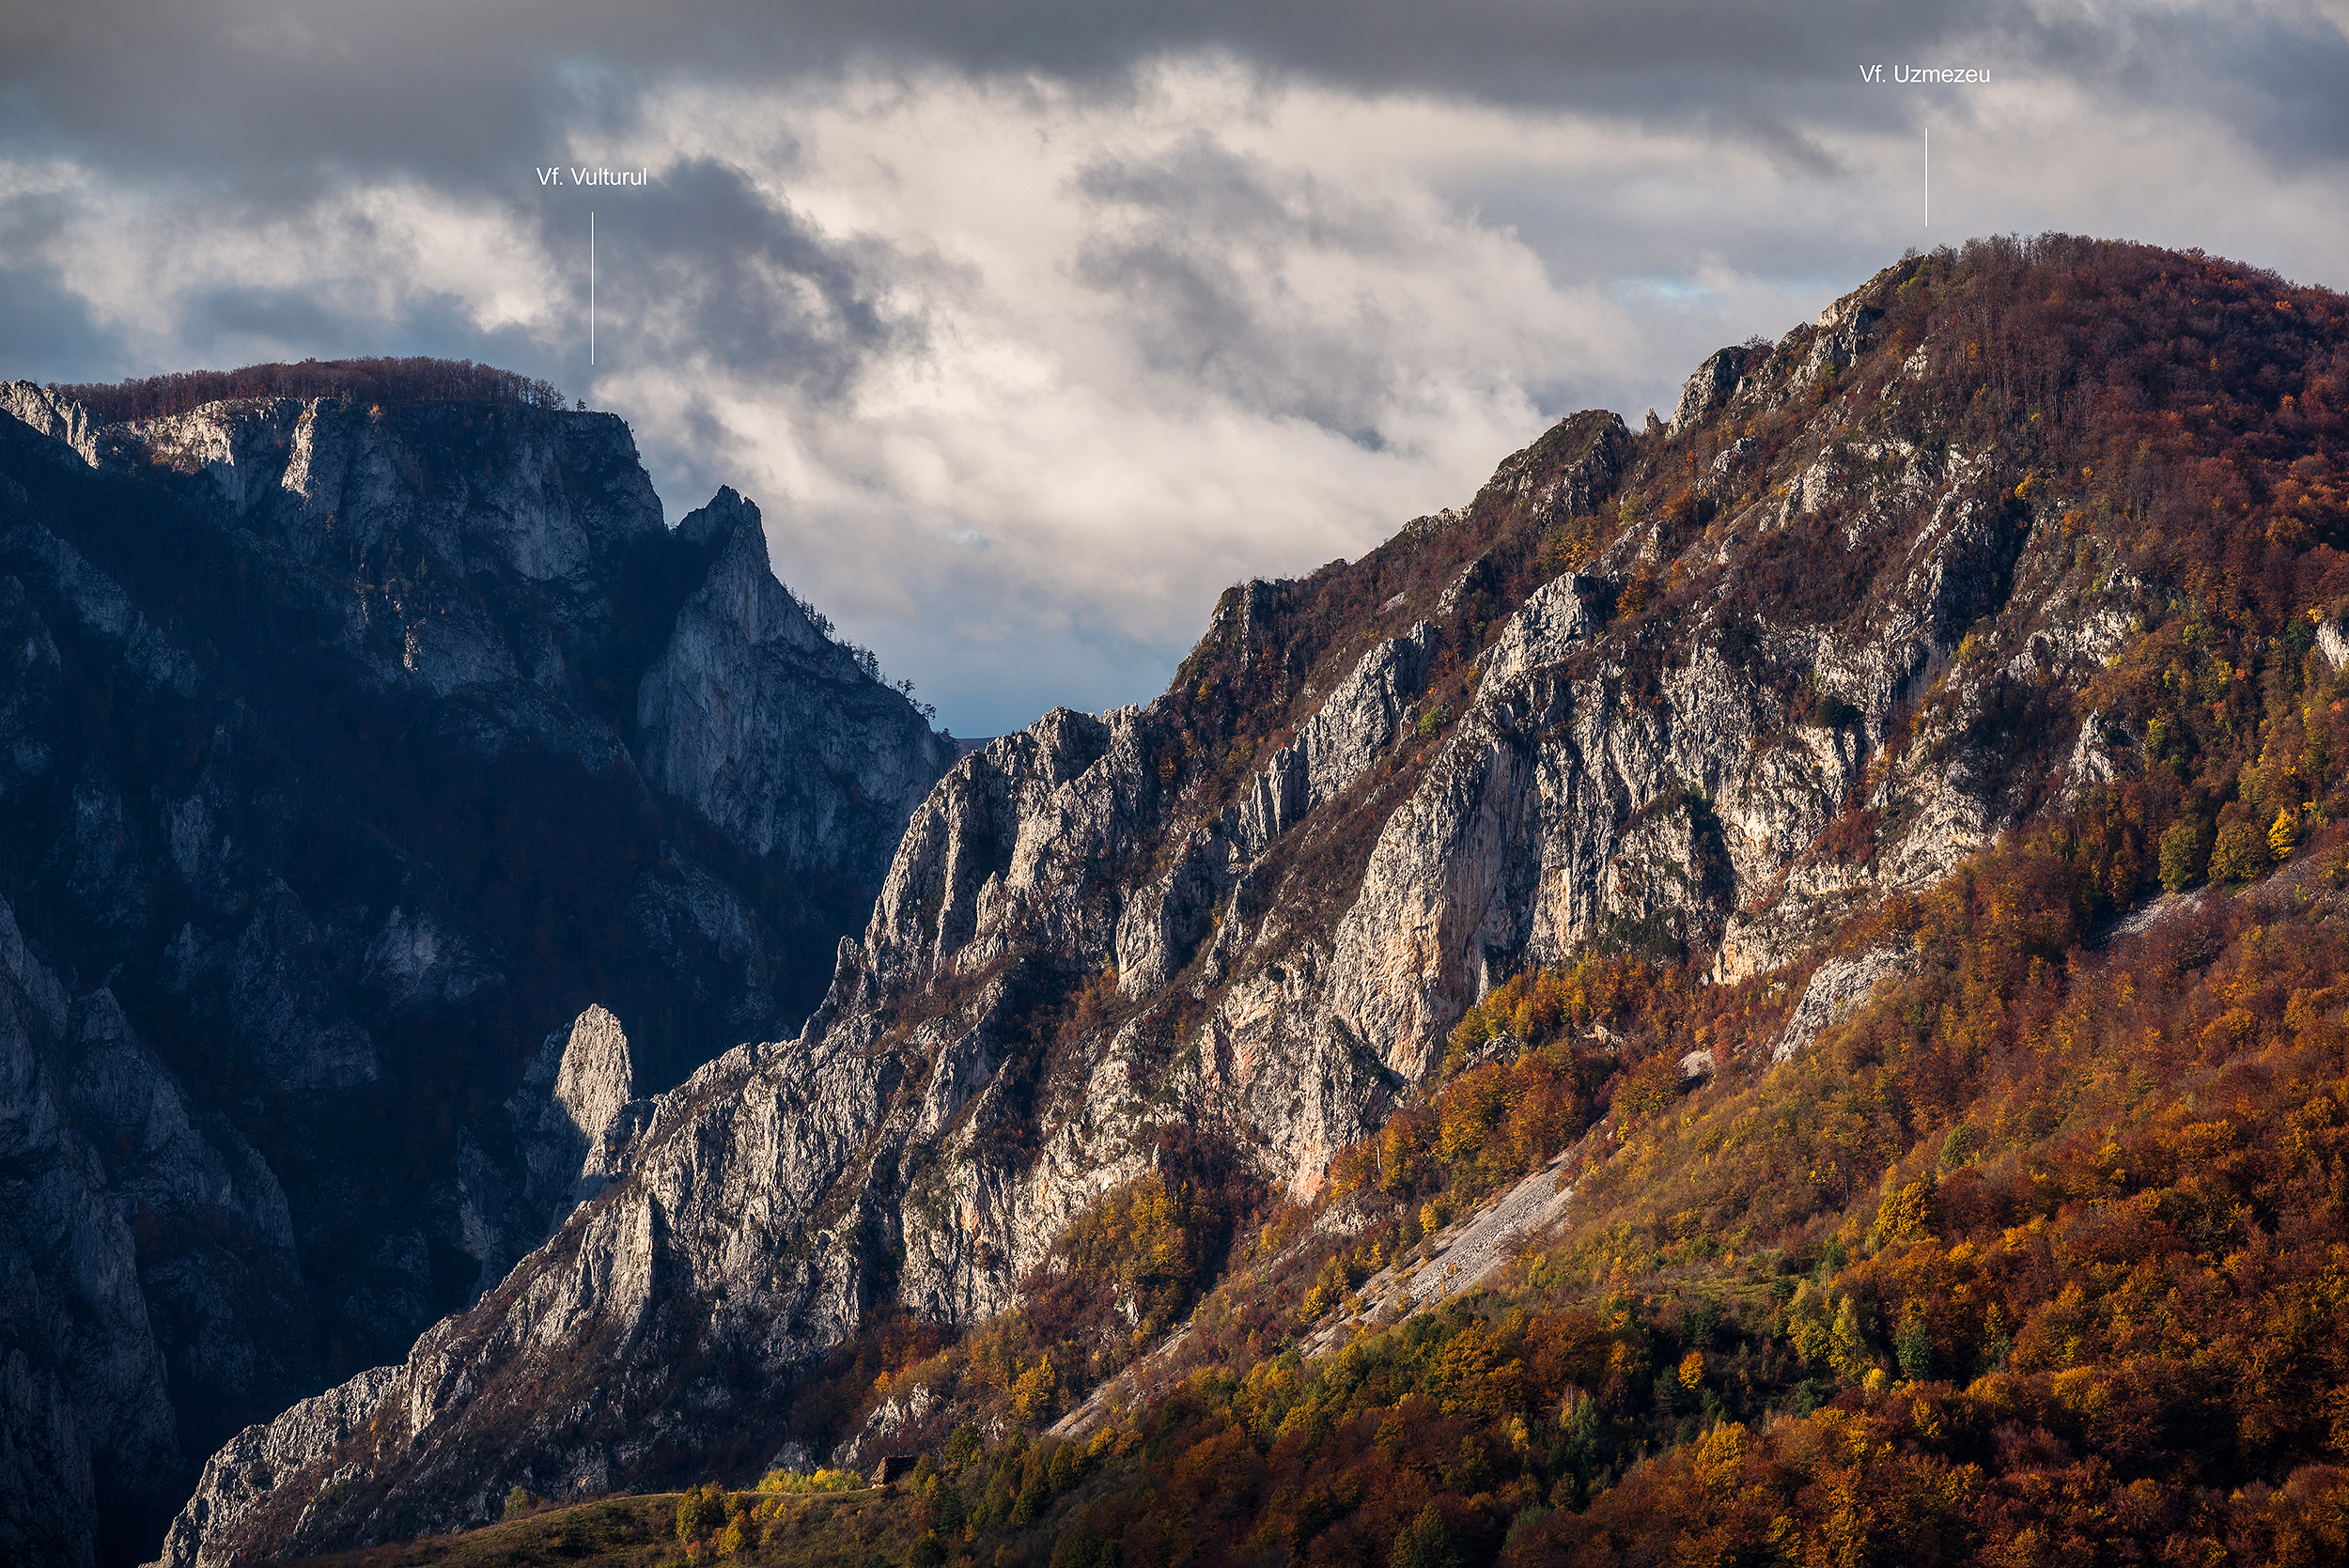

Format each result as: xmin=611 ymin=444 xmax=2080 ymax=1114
xmin=896 ymin=234 xmax=2349 ymax=1567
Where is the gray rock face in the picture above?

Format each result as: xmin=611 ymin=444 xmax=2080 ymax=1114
xmin=638 ymin=488 xmax=954 ymax=890
xmin=1 ymin=895 xmax=174 ymax=1568
xmin=1668 ymin=347 xmax=1753 ymax=438
xmin=0 ymin=390 xmax=653 ymax=815
xmin=447 ymin=1005 xmax=641 ymax=1305
xmin=1770 ymin=947 xmax=1912 ymax=1063
xmin=0 ymin=890 xmax=307 ymax=1568
xmin=0 ymin=378 xmax=949 ymax=1564
xmin=151 ymin=1031 xmax=899 ymax=1568
xmin=1 ymin=381 xmax=100 ymax=465
xmin=509 ymin=1004 xmax=648 ymax=1222
xmin=84 ymin=391 xmax=664 ymax=709
xmin=148 ymin=1368 xmax=401 ymax=1568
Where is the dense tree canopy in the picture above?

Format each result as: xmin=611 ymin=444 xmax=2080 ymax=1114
xmin=51 ymin=356 xmax=569 ymax=424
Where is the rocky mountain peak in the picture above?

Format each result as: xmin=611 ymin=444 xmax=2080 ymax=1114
xmin=505 ymin=1004 xmax=646 ymax=1226
xmin=0 ymin=361 xmax=955 ymax=1567
xmin=677 ymin=482 xmax=755 ymax=548
xmin=635 ymin=489 xmax=953 ymax=883
xmin=0 ymin=380 xmax=99 ymax=465
xmin=670 ymin=487 xmax=851 ymax=666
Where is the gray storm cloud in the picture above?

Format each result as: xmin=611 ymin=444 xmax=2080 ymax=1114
xmin=2 ymin=3 xmax=2345 ymax=733
xmin=15 ymin=1 xmax=2347 ymax=157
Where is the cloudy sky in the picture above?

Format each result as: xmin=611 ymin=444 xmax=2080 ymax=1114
xmin=5 ymin=2 xmax=2347 ymax=735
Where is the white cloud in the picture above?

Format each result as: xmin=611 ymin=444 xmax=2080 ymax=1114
xmin=5 ymin=49 xmax=2347 ymax=735
xmin=1 ymin=171 xmax=560 ymax=365
xmin=597 ymin=62 xmax=1756 ymax=730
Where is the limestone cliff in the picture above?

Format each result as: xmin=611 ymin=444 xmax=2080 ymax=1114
xmin=0 ymin=890 xmax=302 ymax=1568
xmin=0 ymin=374 xmax=949 ymax=1566
xmin=637 ymin=487 xmax=954 ymax=892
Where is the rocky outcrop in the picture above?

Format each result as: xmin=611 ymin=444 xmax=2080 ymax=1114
xmin=509 ymin=1004 xmax=649 ymax=1222
xmin=149 ymin=1028 xmax=900 ymax=1568
xmin=0 ymin=375 xmax=950 ymax=1564
xmin=1668 ymin=347 xmax=1753 ymax=438
xmin=443 ymin=1004 xmax=645 ymax=1305
xmin=83 ymin=391 xmax=664 ymax=709
xmin=637 ymin=488 xmax=954 ymax=893
xmin=1770 ymin=948 xmax=1911 ymax=1063
xmin=1 ymin=896 xmax=177 ymax=1568
xmin=0 ymin=890 xmax=309 ymax=1568
xmin=1 ymin=381 xmax=100 ymax=465
xmin=147 ymin=1368 xmax=401 ymax=1568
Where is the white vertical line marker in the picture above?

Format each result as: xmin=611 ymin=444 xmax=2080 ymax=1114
xmin=590 ymin=211 xmax=596 ymax=366
xmin=1924 ymin=128 xmax=1929 ymax=230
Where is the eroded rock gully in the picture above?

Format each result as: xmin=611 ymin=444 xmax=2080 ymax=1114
xmin=153 ymin=255 xmax=2165 ymax=1564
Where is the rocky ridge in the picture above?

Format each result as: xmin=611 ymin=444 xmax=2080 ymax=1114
xmin=637 ymin=487 xmax=953 ymax=885
xmin=156 ymin=244 xmax=2187 ymax=1564
xmin=0 ymin=374 xmax=950 ymax=1566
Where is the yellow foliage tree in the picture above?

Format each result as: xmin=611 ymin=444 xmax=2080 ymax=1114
xmin=1874 ymin=1176 xmax=1936 ymax=1245
xmin=716 ymin=1512 xmax=750 ymax=1557
xmin=2213 ymin=820 xmax=2267 ymax=882
xmin=1010 ymin=1354 xmax=1059 ymax=1422
xmin=2272 ymin=807 xmax=2303 ymax=862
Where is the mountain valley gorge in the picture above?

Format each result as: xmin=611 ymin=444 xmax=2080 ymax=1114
xmin=8 ymin=233 xmax=2349 ymax=1567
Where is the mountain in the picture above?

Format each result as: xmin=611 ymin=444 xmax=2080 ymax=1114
xmin=142 ymin=234 xmax=2349 ymax=1565
xmin=0 ymin=366 xmax=953 ymax=1568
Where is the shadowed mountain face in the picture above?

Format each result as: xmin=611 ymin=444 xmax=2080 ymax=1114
xmin=146 ymin=235 xmax=2349 ymax=1566
xmin=0 ymin=378 xmax=951 ymax=1567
